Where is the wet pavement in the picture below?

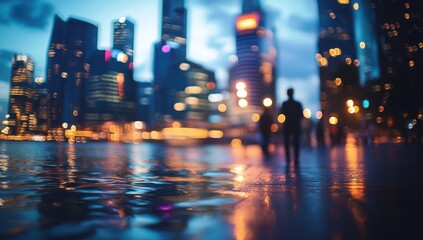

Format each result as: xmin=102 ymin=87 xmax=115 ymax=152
xmin=0 ymin=141 xmax=422 ymax=239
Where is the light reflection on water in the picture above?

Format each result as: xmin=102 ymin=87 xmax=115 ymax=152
xmin=1 ymin=141 xmax=422 ymax=239
xmin=0 ymin=141 xmax=250 ymax=239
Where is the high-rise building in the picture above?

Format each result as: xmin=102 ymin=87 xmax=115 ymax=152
xmin=113 ymin=17 xmax=135 ymax=58
xmin=229 ymin=0 xmax=277 ymax=125
xmin=153 ymin=0 xmax=187 ymax=127
xmin=136 ymin=81 xmax=154 ymax=126
xmin=161 ymin=0 xmax=187 ymax=60
xmin=370 ymin=0 xmax=423 ymax=133
xmin=353 ymin=0 xmax=380 ymax=85
xmin=84 ymin=17 xmax=137 ymax=126
xmin=173 ymin=60 xmax=216 ymax=126
xmin=46 ymin=15 xmax=98 ymax=129
xmin=317 ymin=0 xmax=361 ymax=140
xmin=7 ymin=54 xmax=34 ymax=135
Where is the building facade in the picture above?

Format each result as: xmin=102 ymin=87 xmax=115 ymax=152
xmin=46 ymin=16 xmax=98 ymax=129
xmin=229 ymin=0 xmax=277 ymax=125
xmin=7 ymin=55 xmax=34 ymax=135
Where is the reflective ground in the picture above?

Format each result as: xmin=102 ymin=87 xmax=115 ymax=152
xmin=0 ymin=141 xmax=422 ymax=239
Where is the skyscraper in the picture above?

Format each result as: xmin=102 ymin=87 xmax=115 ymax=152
xmin=7 ymin=54 xmax=34 ymax=135
xmin=46 ymin=15 xmax=98 ymax=129
xmin=229 ymin=0 xmax=277 ymax=125
xmin=317 ymin=0 xmax=361 ymax=138
xmin=113 ymin=17 xmax=135 ymax=58
xmin=161 ymin=0 xmax=187 ymax=60
xmin=152 ymin=0 xmax=188 ymax=127
xmin=84 ymin=17 xmax=137 ymax=126
xmin=371 ymin=0 xmax=423 ymax=133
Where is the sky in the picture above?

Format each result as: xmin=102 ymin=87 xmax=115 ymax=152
xmin=0 ymin=0 xmax=319 ymax=115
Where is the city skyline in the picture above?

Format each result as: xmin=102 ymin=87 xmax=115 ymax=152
xmin=0 ymin=0 xmax=319 ymax=112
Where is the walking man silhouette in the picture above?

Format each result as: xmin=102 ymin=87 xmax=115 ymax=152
xmin=280 ymin=88 xmax=303 ymax=165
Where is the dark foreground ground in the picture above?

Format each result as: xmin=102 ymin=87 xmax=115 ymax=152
xmin=0 ymin=140 xmax=422 ymax=239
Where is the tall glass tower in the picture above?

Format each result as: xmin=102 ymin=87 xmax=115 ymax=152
xmin=152 ymin=0 xmax=187 ymax=127
xmin=46 ymin=16 xmax=98 ymax=129
xmin=113 ymin=17 xmax=134 ymax=59
xmin=84 ymin=17 xmax=137 ymax=125
xmin=7 ymin=54 xmax=34 ymax=135
xmin=229 ymin=0 xmax=277 ymax=125
xmin=317 ymin=0 xmax=361 ymax=135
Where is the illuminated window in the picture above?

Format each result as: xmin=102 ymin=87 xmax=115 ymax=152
xmin=337 ymin=0 xmax=349 ymax=4
xmin=174 ymin=103 xmax=186 ymax=111
xmin=236 ymin=13 xmax=259 ymax=31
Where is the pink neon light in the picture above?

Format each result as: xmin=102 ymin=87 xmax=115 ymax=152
xmin=105 ymin=50 xmax=111 ymax=62
xmin=161 ymin=45 xmax=171 ymax=53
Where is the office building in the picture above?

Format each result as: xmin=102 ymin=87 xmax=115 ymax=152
xmin=46 ymin=15 xmax=98 ymax=129
xmin=317 ymin=0 xmax=361 ymax=136
xmin=229 ymin=0 xmax=277 ymax=126
xmin=7 ymin=54 xmax=34 ymax=135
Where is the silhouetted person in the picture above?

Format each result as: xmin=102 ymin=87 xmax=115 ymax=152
xmin=280 ymin=88 xmax=303 ymax=165
xmin=259 ymin=107 xmax=273 ymax=157
xmin=316 ymin=119 xmax=325 ymax=148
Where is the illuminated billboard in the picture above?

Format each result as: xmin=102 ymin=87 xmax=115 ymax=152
xmin=236 ymin=12 xmax=260 ymax=31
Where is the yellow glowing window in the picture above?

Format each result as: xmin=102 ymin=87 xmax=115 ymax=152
xmin=236 ymin=13 xmax=260 ymax=31
xmin=337 ymin=0 xmax=349 ymax=4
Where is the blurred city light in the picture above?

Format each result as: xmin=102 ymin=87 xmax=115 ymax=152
xmin=346 ymin=99 xmax=354 ymax=107
xmin=362 ymin=99 xmax=370 ymax=109
xmin=277 ymin=114 xmax=286 ymax=123
xmin=252 ymin=113 xmax=260 ymax=122
xmin=316 ymin=111 xmax=323 ymax=120
xmin=329 ymin=116 xmax=338 ymax=125
xmin=161 ymin=45 xmax=171 ymax=53
xmin=303 ymin=108 xmax=312 ymax=119
xmin=263 ymin=98 xmax=273 ymax=107
xmin=238 ymin=99 xmax=248 ymax=108
xmin=236 ymin=82 xmax=246 ymax=90
xmin=218 ymin=104 xmax=227 ymax=112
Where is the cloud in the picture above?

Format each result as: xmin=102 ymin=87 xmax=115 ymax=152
xmin=287 ymin=14 xmax=318 ymax=33
xmin=0 ymin=0 xmax=54 ymax=29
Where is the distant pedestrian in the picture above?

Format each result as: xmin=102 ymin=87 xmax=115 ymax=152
xmin=316 ymin=118 xmax=325 ymax=148
xmin=280 ymin=88 xmax=303 ymax=165
xmin=259 ymin=106 xmax=273 ymax=157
